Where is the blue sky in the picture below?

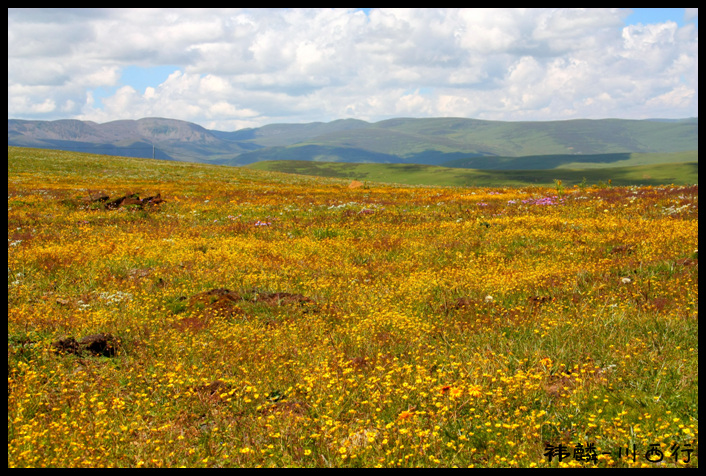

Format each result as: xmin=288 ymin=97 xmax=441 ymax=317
xmin=625 ymin=7 xmax=697 ymax=27
xmin=89 ymin=65 xmax=180 ymax=105
xmin=120 ymin=65 xmax=181 ymax=96
xmin=8 ymin=8 xmax=698 ymax=130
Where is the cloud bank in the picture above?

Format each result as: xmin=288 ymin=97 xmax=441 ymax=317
xmin=8 ymin=8 xmax=699 ymax=130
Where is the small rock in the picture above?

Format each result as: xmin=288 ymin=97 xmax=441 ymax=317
xmin=52 ymin=336 xmax=80 ymax=355
xmin=52 ymin=333 xmax=118 ymax=357
xmin=79 ymin=333 xmax=118 ymax=357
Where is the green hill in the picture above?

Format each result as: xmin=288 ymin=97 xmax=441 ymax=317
xmin=228 ymin=117 xmax=698 ymax=166
xmin=9 ymin=116 xmax=698 ymax=167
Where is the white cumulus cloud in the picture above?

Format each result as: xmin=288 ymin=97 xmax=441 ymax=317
xmin=7 ymin=8 xmax=699 ymax=129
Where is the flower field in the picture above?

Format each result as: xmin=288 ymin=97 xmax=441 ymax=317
xmin=8 ymin=147 xmax=698 ymax=467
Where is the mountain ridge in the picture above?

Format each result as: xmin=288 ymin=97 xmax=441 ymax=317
xmin=8 ymin=116 xmax=698 ymax=167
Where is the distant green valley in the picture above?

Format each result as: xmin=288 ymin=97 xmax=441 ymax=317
xmin=8 ymin=116 xmax=697 ymax=187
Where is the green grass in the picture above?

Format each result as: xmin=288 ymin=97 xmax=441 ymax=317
xmin=246 ymin=160 xmax=698 ymax=187
xmin=442 ymin=150 xmax=698 ymax=170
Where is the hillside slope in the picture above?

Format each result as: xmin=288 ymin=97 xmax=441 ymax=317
xmin=230 ymin=117 xmax=698 ymax=166
xmin=8 ymin=117 xmax=259 ymax=162
xmin=9 ymin=116 xmax=698 ymax=166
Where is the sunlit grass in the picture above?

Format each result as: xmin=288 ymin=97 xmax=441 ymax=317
xmin=8 ymin=147 xmax=698 ymax=467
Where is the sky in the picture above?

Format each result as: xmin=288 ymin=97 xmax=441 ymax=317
xmin=7 ymin=8 xmax=699 ymax=131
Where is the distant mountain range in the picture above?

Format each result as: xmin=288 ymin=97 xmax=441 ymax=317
xmin=8 ymin=116 xmax=698 ymax=168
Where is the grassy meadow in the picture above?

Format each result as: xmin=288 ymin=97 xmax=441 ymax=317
xmin=8 ymin=147 xmax=698 ymax=467
xmin=246 ymin=156 xmax=698 ymax=188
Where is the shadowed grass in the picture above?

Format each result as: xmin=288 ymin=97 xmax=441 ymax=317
xmin=247 ymin=159 xmax=698 ymax=187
